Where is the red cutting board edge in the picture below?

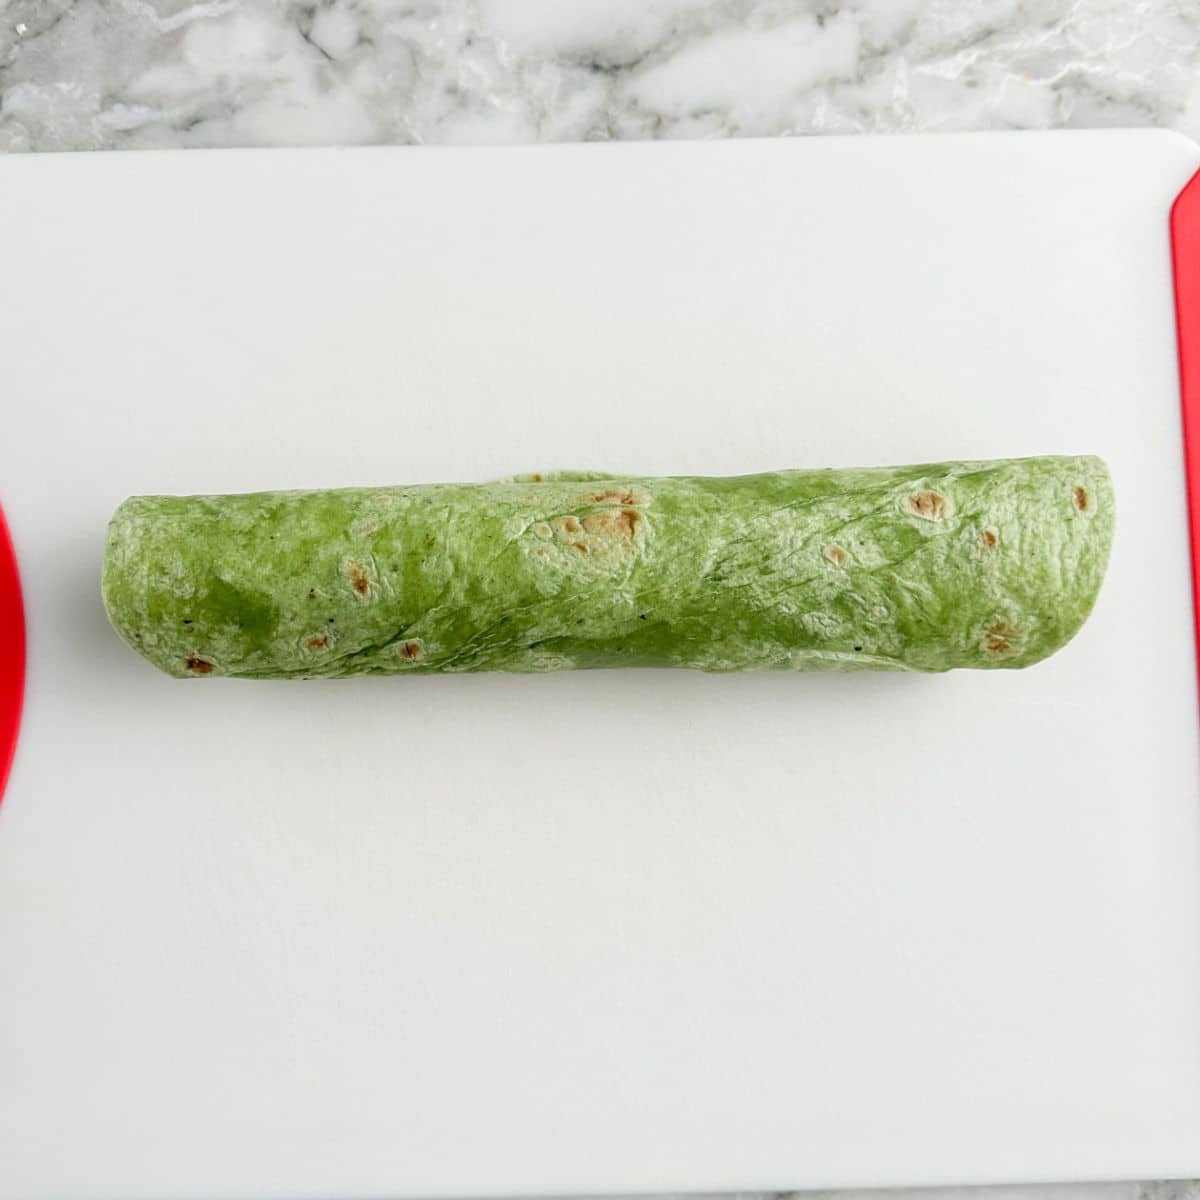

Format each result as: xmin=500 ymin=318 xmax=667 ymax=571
xmin=1172 ymin=164 xmax=1200 ymax=698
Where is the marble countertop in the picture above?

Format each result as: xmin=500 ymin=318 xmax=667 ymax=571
xmin=1 ymin=3 xmax=1199 ymax=1200
xmin=1 ymin=0 xmax=1199 ymax=150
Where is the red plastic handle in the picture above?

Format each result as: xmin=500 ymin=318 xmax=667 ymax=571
xmin=1171 ymin=169 xmax=1200 ymax=697
xmin=0 ymin=502 xmax=25 ymax=808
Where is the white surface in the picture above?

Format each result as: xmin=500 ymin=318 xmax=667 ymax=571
xmin=0 ymin=132 xmax=1198 ymax=1200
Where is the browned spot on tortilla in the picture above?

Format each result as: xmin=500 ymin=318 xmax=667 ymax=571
xmin=909 ymin=491 xmax=947 ymax=520
xmin=572 ymin=542 xmax=589 ymax=554
xmin=399 ymin=640 xmax=423 ymax=660
xmin=345 ymin=561 xmax=370 ymax=597
xmin=589 ymin=487 xmax=638 ymax=506
xmin=984 ymin=619 xmax=1019 ymax=655
xmin=560 ymin=516 xmax=582 ymax=534
xmin=533 ymin=522 xmax=551 ymax=538
xmin=825 ymin=546 xmax=847 ymax=566
xmin=185 ymin=656 xmax=214 ymax=674
xmin=980 ymin=529 xmax=998 ymax=549
xmin=305 ymin=635 xmax=329 ymax=650
xmin=1073 ymin=485 xmax=1090 ymax=512
xmin=582 ymin=508 xmax=640 ymax=538
xmin=531 ymin=473 xmax=543 ymax=482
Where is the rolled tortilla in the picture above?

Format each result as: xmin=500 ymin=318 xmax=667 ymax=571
xmin=101 ymin=456 xmax=1113 ymax=678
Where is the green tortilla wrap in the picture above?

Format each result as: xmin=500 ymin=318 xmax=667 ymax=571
xmin=101 ymin=456 xmax=1113 ymax=678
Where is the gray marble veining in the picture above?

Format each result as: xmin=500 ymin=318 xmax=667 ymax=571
xmin=1 ymin=0 xmax=1199 ymax=152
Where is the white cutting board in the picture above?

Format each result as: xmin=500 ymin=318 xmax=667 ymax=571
xmin=1 ymin=131 xmax=1198 ymax=1199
